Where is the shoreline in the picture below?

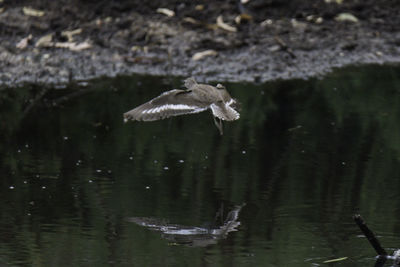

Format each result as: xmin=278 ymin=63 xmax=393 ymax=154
xmin=0 ymin=0 xmax=399 ymax=87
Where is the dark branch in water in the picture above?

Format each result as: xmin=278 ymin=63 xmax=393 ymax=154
xmin=373 ymin=256 xmax=387 ymax=267
xmin=353 ymin=214 xmax=387 ymax=256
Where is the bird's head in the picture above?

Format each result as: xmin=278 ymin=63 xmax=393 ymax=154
xmin=216 ymin=83 xmax=226 ymax=90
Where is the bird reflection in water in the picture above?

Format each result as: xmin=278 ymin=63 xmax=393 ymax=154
xmin=126 ymin=203 xmax=245 ymax=247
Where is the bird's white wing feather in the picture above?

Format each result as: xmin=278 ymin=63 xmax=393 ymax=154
xmin=124 ymin=89 xmax=209 ymax=122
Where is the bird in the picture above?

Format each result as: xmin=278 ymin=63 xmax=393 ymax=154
xmin=123 ymin=77 xmax=240 ymax=135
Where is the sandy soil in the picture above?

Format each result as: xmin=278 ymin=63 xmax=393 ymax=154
xmin=0 ymin=0 xmax=399 ymax=87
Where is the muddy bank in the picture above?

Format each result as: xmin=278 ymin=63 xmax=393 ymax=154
xmin=0 ymin=0 xmax=399 ymax=86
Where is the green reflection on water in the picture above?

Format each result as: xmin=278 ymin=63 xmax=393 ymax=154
xmin=0 ymin=65 xmax=400 ymax=266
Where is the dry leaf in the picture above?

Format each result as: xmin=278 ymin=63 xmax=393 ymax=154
xmin=183 ymin=17 xmax=200 ymax=25
xmin=23 ymin=7 xmax=45 ymax=17
xmin=131 ymin=45 xmax=149 ymax=53
xmin=261 ymin=19 xmax=273 ymax=27
xmin=305 ymin=15 xmax=323 ymax=24
xmin=16 ymin=34 xmax=33 ymax=49
xmin=54 ymin=41 xmax=91 ymax=51
xmin=235 ymin=13 xmax=252 ymax=24
xmin=325 ymin=0 xmax=343 ymax=4
xmin=216 ymin=15 xmax=237 ymax=32
xmin=192 ymin=50 xmax=218 ymax=61
xmin=335 ymin=13 xmax=359 ymax=23
xmin=306 ymin=15 xmax=315 ymax=21
xmin=156 ymin=8 xmax=175 ymax=17
xmin=54 ymin=42 xmax=72 ymax=49
xmin=235 ymin=16 xmax=240 ymax=25
xmin=183 ymin=17 xmax=218 ymax=30
xmin=291 ymin=19 xmax=307 ymax=30
xmin=61 ymin=28 xmax=82 ymax=42
xmin=195 ymin=5 xmax=204 ymax=11
xmin=68 ymin=42 xmax=91 ymax=51
xmin=131 ymin=46 xmax=141 ymax=52
xmin=35 ymin=34 xmax=53 ymax=47
xmin=35 ymin=33 xmax=91 ymax=51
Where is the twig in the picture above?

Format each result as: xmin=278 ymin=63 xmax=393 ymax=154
xmin=274 ymin=36 xmax=296 ymax=58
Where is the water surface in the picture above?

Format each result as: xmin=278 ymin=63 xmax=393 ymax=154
xmin=1 ymin=65 xmax=400 ymax=266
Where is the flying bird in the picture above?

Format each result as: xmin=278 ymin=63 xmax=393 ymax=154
xmin=123 ymin=77 xmax=240 ymax=135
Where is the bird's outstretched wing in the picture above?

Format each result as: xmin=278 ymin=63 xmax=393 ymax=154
xmin=124 ymin=89 xmax=209 ymax=122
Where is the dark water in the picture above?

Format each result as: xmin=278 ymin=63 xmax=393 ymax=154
xmin=1 ymin=65 xmax=400 ymax=266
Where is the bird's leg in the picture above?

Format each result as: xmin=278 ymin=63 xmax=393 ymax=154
xmin=218 ymin=119 xmax=223 ymax=135
xmin=213 ymin=116 xmax=223 ymax=135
